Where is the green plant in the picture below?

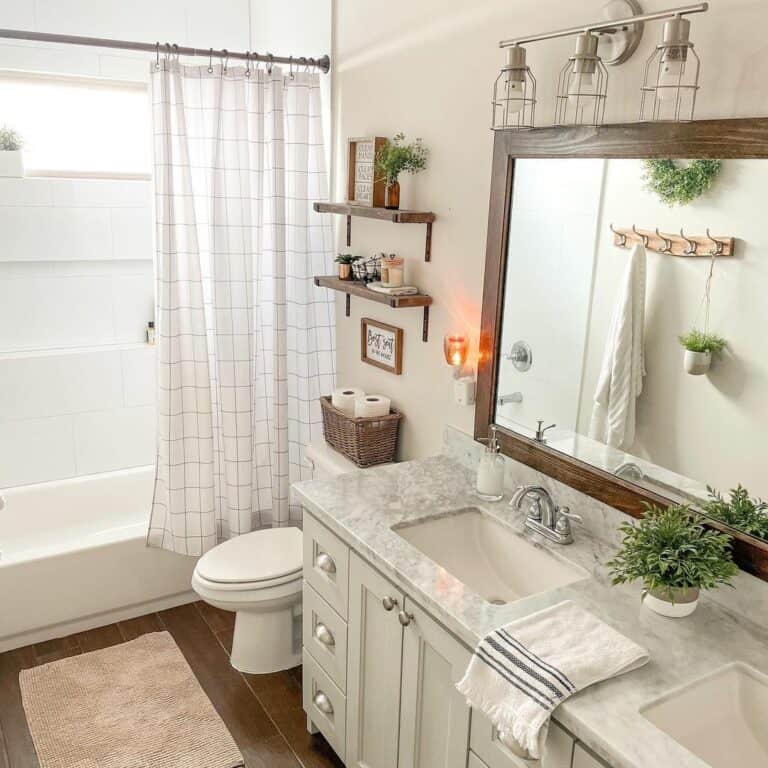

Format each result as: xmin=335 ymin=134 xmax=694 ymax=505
xmin=0 ymin=125 xmax=23 ymax=152
xmin=643 ymin=159 xmax=722 ymax=206
xmin=375 ymin=133 xmax=428 ymax=185
xmin=702 ymin=485 xmax=768 ymax=539
xmin=678 ymin=329 xmax=727 ymax=354
xmin=335 ymin=253 xmax=362 ymax=265
xmin=607 ymin=504 xmax=738 ymax=601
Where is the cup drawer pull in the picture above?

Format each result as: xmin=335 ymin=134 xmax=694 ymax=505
xmin=313 ymin=691 xmax=334 ymax=715
xmin=315 ymin=552 xmax=336 ymax=574
xmin=314 ymin=622 xmax=335 ymax=646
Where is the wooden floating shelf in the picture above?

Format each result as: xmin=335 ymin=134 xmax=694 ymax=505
xmin=314 ymin=275 xmax=433 ymax=342
xmin=612 ymin=226 xmax=735 ymax=257
xmin=313 ymin=202 xmax=436 ymax=261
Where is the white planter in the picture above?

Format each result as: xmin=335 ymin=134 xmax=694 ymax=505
xmin=0 ymin=150 xmax=23 ymax=177
xmin=683 ymin=349 xmax=711 ymax=375
xmin=643 ymin=586 xmax=700 ymax=618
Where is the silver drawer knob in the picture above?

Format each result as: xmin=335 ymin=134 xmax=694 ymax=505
xmin=382 ymin=595 xmax=398 ymax=611
xmin=314 ymin=622 xmax=335 ymax=646
xmin=313 ymin=691 xmax=334 ymax=715
xmin=315 ymin=552 xmax=336 ymax=574
xmin=398 ymin=610 xmax=414 ymax=627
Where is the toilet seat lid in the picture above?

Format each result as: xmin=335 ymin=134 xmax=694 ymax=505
xmin=196 ymin=528 xmax=303 ymax=584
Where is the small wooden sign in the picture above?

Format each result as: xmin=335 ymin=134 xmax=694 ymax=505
xmin=347 ymin=137 xmax=387 ymax=207
xmin=361 ymin=318 xmax=403 ymax=375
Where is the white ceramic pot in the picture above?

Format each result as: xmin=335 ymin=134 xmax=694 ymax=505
xmin=643 ymin=586 xmax=700 ymax=618
xmin=0 ymin=150 xmax=24 ymax=178
xmin=684 ymin=349 xmax=711 ymax=375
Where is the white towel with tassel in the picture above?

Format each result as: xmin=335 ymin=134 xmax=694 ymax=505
xmin=589 ymin=242 xmax=647 ymax=450
xmin=456 ymin=601 xmax=649 ymax=761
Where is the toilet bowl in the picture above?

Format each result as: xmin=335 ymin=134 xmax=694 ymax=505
xmin=192 ymin=442 xmax=373 ymax=674
xmin=192 ymin=527 xmax=303 ymax=674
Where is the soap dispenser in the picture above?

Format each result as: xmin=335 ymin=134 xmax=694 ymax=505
xmin=476 ymin=425 xmax=505 ymax=502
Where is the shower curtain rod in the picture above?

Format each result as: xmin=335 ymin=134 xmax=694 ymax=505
xmin=0 ymin=28 xmax=331 ymax=73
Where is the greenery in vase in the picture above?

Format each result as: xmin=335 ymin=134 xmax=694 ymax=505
xmin=335 ymin=253 xmax=362 ymax=265
xmin=701 ymin=485 xmax=768 ymax=539
xmin=375 ymin=132 xmax=428 ymax=185
xmin=0 ymin=126 xmax=23 ymax=151
xmin=643 ymin=159 xmax=722 ymax=206
xmin=607 ymin=504 xmax=738 ymax=601
xmin=678 ymin=329 xmax=727 ymax=354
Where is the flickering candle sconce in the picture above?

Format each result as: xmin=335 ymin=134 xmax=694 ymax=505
xmin=444 ymin=333 xmax=469 ymax=371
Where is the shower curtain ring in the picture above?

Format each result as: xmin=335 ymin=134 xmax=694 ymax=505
xmin=289 ymin=55 xmax=295 ymax=79
xmin=222 ymin=49 xmax=229 ymax=73
xmin=208 ymin=48 xmax=214 ymax=73
xmin=164 ymin=42 xmax=171 ymax=62
xmin=267 ymin=52 xmax=274 ymax=75
xmin=155 ymin=42 xmax=160 ymax=70
xmin=172 ymin=43 xmax=179 ymax=62
xmin=245 ymin=51 xmax=251 ymax=77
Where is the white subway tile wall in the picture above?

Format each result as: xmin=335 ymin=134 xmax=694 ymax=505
xmin=0 ymin=178 xmax=156 ymax=488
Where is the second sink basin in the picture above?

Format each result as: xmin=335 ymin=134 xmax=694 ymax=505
xmin=393 ymin=507 xmax=587 ymax=604
xmin=641 ymin=663 xmax=768 ymax=767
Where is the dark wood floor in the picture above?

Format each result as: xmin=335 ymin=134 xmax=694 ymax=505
xmin=0 ymin=601 xmax=344 ymax=768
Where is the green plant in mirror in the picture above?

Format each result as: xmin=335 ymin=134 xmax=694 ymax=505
xmin=375 ymin=133 xmax=428 ymax=185
xmin=607 ymin=504 xmax=738 ymax=602
xmin=678 ymin=329 xmax=727 ymax=353
xmin=0 ymin=125 xmax=23 ymax=151
xmin=334 ymin=253 xmax=362 ymax=264
xmin=643 ymin=159 xmax=722 ymax=206
xmin=702 ymin=486 xmax=768 ymax=539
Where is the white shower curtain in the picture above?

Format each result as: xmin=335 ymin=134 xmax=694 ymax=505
xmin=147 ymin=60 xmax=335 ymax=556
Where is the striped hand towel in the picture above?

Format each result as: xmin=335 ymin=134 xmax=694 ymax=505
xmin=456 ymin=601 xmax=649 ymax=760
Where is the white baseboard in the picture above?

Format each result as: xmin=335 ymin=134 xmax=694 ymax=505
xmin=0 ymin=590 xmax=197 ymax=653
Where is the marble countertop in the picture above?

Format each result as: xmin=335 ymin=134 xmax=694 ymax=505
xmin=293 ymin=454 xmax=768 ymax=768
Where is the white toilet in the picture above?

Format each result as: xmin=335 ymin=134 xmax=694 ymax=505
xmin=191 ymin=442 xmax=359 ymax=674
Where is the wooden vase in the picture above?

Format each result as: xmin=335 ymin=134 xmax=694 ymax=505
xmin=385 ymin=180 xmax=400 ymax=210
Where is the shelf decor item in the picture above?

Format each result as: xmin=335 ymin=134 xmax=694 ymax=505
xmin=0 ymin=125 xmax=24 ymax=178
xmin=346 ymin=137 xmax=387 ymax=207
xmin=678 ymin=329 xmax=727 ymax=375
xmin=335 ymin=253 xmax=361 ymax=281
xmin=607 ymin=503 xmax=738 ymax=618
xmin=361 ymin=317 xmax=403 ymax=375
xmin=643 ymin=159 xmax=722 ymax=206
xmin=320 ymin=395 xmax=402 ymax=467
xmin=375 ymin=133 xmax=428 ymax=210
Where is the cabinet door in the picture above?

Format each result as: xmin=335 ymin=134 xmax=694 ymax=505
xmin=397 ymin=597 xmax=472 ymax=768
xmin=346 ymin=552 xmax=405 ymax=768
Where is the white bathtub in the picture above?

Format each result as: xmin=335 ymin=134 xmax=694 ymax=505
xmin=0 ymin=466 xmax=196 ymax=651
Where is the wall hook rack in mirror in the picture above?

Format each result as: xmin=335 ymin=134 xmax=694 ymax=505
xmin=610 ymin=225 xmax=734 ymax=257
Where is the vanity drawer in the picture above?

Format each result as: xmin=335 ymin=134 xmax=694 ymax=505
xmin=470 ymin=711 xmax=573 ymax=768
xmin=302 ymin=649 xmax=347 ymax=762
xmin=303 ymin=580 xmax=348 ymax=691
xmin=303 ymin=512 xmax=350 ymax=619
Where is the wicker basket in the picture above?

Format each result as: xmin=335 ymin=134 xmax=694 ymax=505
xmin=320 ymin=395 xmax=401 ymax=467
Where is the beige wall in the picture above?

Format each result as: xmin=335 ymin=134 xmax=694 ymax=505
xmin=332 ymin=0 xmax=768 ymax=460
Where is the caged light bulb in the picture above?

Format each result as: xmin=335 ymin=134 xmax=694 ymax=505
xmin=504 ymin=77 xmax=526 ymax=114
xmin=657 ymin=59 xmax=685 ymax=101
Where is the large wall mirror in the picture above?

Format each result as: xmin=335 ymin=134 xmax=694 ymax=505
xmin=476 ymin=119 xmax=768 ymax=580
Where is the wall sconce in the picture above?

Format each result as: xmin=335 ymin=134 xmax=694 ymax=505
xmin=640 ymin=13 xmax=700 ymax=122
xmin=491 ymin=44 xmax=536 ymax=131
xmin=444 ymin=333 xmax=469 ymax=370
xmin=554 ymin=31 xmax=608 ymax=127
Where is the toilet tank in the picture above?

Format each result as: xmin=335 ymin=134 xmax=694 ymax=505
xmin=304 ymin=442 xmax=359 ymax=479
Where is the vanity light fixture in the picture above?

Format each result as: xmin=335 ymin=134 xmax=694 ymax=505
xmin=640 ymin=13 xmax=701 ymax=122
xmin=494 ymin=2 xmax=709 ymax=130
xmin=554 ymin=31 xmax=609 ymax=127
xmin=491 ymin=44 xmax=536 ymax=131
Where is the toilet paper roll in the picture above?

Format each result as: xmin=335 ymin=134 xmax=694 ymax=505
xmin=332 ymin=386 xmax=364 ymax=416
xmin=354 ymin=394 xmax=391 ymax=419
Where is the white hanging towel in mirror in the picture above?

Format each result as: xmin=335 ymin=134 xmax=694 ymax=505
xmin=589 ymin=243 xmax=646 ymax=450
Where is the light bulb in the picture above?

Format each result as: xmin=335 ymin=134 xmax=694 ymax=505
xmin=504 ymin=77 xmax=525 ymax=114
xmin=567 ymin=71 xmax=595 ymax=105
xmin=657 ymin=59 xmax=685 ymax=101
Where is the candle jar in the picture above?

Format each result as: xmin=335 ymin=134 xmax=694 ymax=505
xmin=382 ymin=255 xmax=404 ymax=288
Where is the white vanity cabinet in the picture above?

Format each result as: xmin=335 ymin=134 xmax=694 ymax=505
xmin=301 ymin=511 xmax=611 ymax=768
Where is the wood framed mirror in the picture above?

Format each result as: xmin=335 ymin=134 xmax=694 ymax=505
xmin=476 ymin=118 xmax=768 ymax=580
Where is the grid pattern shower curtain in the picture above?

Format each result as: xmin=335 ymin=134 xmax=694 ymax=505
xmin=147 ymin=60 xmax=335 ymax=556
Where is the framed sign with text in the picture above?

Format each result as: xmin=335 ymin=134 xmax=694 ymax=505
xmin=361 ymin=318 xmax=403 ymax=375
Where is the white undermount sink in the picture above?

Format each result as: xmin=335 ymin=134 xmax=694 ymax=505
xmin=393 ymin=507 xmax=587 ymax=604
xmin=641 ymin=663 xmax=768 ymax=767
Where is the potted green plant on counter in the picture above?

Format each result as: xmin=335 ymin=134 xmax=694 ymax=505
xmin=678 ymin=329 xmax=727 ymax=375
xmin=375 ymin=132 xmax=428 ymax=210
xmin=0 ymin=126 xmax=24 ymax=178
xmin=335 ymin=253 xmax=361 ymax=281
xmin=702 ymin=485 xmax=768 ymax=540
xmin=608 ymin=504 xmax=738 ymax=618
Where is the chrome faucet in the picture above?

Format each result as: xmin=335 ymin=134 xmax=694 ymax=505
xmin=510 ymin=485 xmax=582 ymax=545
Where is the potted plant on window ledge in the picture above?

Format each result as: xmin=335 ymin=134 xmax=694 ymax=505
xmin=0 ymin=126 xmax=24 ymax=178
xmin=374 ymin=132 xmax=428 ymax=210
xmin=608 ymin=503 xmax=738 ymax=618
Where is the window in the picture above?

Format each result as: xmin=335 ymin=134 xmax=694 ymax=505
xmin=0 ymin=71 xmax=151 ymax=177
